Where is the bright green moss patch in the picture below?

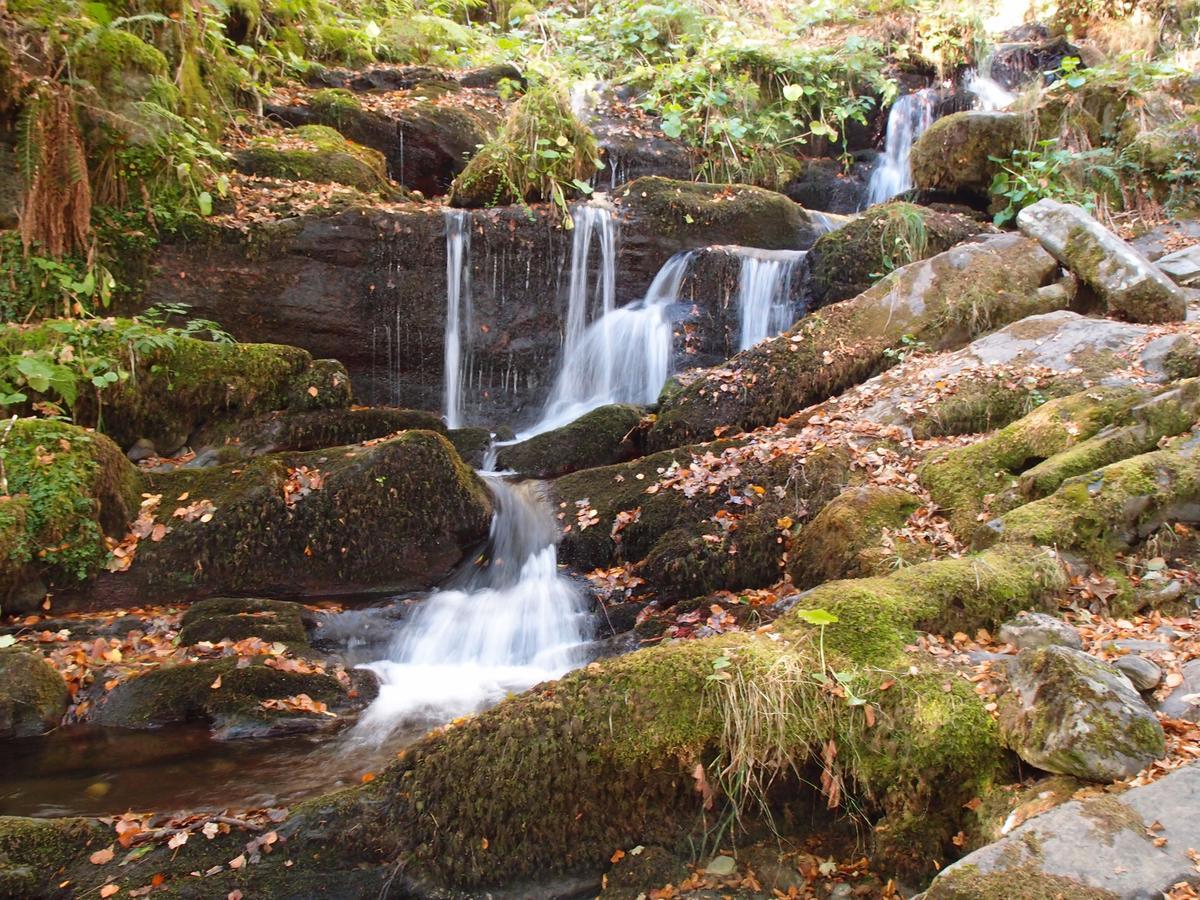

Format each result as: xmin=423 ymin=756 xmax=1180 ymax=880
xmin=234 ymin=125 xmax=399 ymax=196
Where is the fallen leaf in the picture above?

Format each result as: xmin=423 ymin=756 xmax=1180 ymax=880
xmin=90 ymin=847 xmax=115 ymax=865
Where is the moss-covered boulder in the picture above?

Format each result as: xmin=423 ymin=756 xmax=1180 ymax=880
xmin=649 ymin=234 xmax=1066 ymax=451
xmin=0 ymin=816 xmax=105 ymax=899
xmin=619 ymin=176 xmax=818 ymax=257
xmin=999 ymin=645 xmax=1165 ymax=781
xmin=803 ymin=202 xmax=993 ymax=309
xmin=72 ymin=29 xmax=168 ymax=100
xmin=446 ymin=426 xmax=492 ymax=468
xmin=0 ymin=649 xmax=69 ymax=739
xmin=193 ymin=406 xmax=446 ymax=461
xmin=0 ymin=419 xmax=140 ymax=609
xmin=787 ymin=485 xmax=923 ymax=589
xmin=0 ymin=319 xmax=352 ymax=453
xmin=234 ymin=125 xmax=399 ymax=196
xmin=89 ymin=656 xmax=374 ymax=739
xmin=1017 ymin=198 xmax=1188 ymax=323
xmin=495 ymin=404 xmax=641 ymax=478
xmin=177 ymin=597 xmax=314 ymax=647
xmin=910 ymin=112 xmax=1029 ymax=203
xmin=99 ymin=430 xmax=491 ymax=603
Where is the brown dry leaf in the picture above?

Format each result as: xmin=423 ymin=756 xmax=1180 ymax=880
xmin=89 ymin=847 xmax=115 ymax=865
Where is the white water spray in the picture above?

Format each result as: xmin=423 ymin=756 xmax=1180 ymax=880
xmin=354 ymin=477 xmax=588 ymax=741
xmin=529 ymin=251 xmax=693 ymax=436
xmin=864 ymin=88 xmax=937 ymax=207
xmin=735 ymin=249 xmax=806 ymax=351
xmin=443 ymin=209 xmax=472 ymax=429
xmin=964 ymin=68 xmax=1016 ymax=111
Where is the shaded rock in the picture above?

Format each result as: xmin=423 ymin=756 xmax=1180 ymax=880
xmin=495 ymin=404 xmax=642 ymax=478
xmin=1131 ymin=221 xmax=1200 ymax=262
xmin=1017 ymin=199 xmax=1188 ymax=323
xmin=90 ymin=657 xmax=376 ymax=739
xmin=233 ymin=124 xmax=398 ymax=195
xmin=267 ymin=91 xmax=496 ymax=195
xmin=924 ymin=762 xmax=1200 ymax=899
xmin=0 ymin=650 xmax=69 ymax=739
xmin=1114 ymin=655 xmax=1162 ymax=692
xmin=910 ymin=111 xmax=1028 ymax=202
xmin=649 ymin=234 xmax=1065 ymax=451
xmin=999 ymin=645 xmax=1165 ymax=781
xmin=194 ymin=407 xmax=446 ymax=460
xmin=1156 ymin=243 xmax=1200 ymax=288
xmin=802 ymin=202 xmax=993 ymax=310
xmin=0 ymin=141 xmax=17 ymax=230
xmin=1158 ymin=659 xmax=1200 ymax=722
xmin=0 ymin=816 xmax=104 ymax=899
xmin=780 ymin=156 xmax=870 ymax=214
xmin=998 ymin=611 xmax=1082 ymax=650
xmin=446 ymin=426 xmax=492 ymax=468
xmin=177 ymin=597 xmax=315 ymax=647
xmin=89 ymin=431 xmax=492 ymax=604
xmin=787 ymin=485 xmax=922 ymax=588
xmin=987 ymin=38 xmax=1082 ymax=91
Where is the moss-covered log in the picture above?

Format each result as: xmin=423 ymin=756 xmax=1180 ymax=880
xmin=648 ymin=235 xmax=1067 ymax=451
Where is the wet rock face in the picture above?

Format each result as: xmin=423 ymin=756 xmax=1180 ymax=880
xmin=925 ymin=762 xmax=1200 ymax=900
xmin=1018 ymin=199 xmax=1188 ymax=323
xmin=999 ymin=645 xmax=1166 ymax=781
xmin=0 ymin=650 xmax=69 ymax=739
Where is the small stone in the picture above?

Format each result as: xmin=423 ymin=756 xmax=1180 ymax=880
xmin=1158 ymin=659 xmax=1200 ymax=723
xmin=1156 ymin=244 xmax=1200 ymax=288
xmin=1115 ymin=655 xmax=1163 ymax=692
xmin=998 ymin=611 xmax=1082 ymax=651
xmin=704 ymin=855 xmax=737 ymax=876
xmin=126 ymin=437 xmax=158 ymax=462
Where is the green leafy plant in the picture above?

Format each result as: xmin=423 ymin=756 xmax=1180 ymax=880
xmin=988 ymin=141 xmax=1121 ymax=225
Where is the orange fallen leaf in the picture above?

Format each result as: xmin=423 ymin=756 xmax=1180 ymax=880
xmin=89 ymin=847 xmax=115 ymax=865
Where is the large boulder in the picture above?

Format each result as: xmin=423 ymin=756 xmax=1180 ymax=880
xmin=0 ymin=650 xmax=69 ymax=739
xmin=90 ymin=430 xmax=492 ymax=604
xmin=910 ymin=112 xmax=1029 ymax=202
xmin=925 ymin=762 xmax=1200 ymax=899
xmin=1017 ymin=199 xmax=1188 ymax=323
xmin=649 ymin=234 xmax=1067 ymax=450
xmin=233 ymin=124 xmax=399 ymax=196
xmin=494 ymin=404 xmax=642 ymax=479
xmin=802 ymin=202 xmax=993 ymax=309
xmin=0 ymin=419 xmax=140 ymax=610
xmin=999 ymin=645 xmax=1166 ymax=781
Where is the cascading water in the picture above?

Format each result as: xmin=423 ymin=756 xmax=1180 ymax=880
xmin=964 ymin=67 xmax=1016 ymax=111
xmin=443 ymin=209 xmax=472 ymax=429
xmin=864 ymin=88 xmax=937 ymax=207
xmin=735 ymin=248 xmax=806 ymax=351
xmin=528 ymin=251 xmax=694 ymax=436
xmin=354 ymin=476 xmax=589 ymax=741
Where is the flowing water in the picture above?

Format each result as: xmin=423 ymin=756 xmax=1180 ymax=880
xmin=964 ymin=67 xmax=1016 ymax=111
xmin=352 ymin=476 xmax=590 ymax=742
xmin=443 ymin=209 xmax=473 ymax=428
xmin=735 ymin=248 xmax=807 ymax=351
xmin=864 ymin=88 xmax=938 ymax=207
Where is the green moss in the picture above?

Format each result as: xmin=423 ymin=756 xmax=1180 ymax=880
xmin=177 ymin=597 xmax=312 ymax=646
xmin=0 ymin=319 xmax=351 ymax=451
xmin=72 ymin=29 xmax=168 ymax=97
xmin=910 ymin=112 xmax=1030 ymax=201
xmin=494 ymin=403 xmax=641 ymax=478
xmin=196 ymin=406 xmax=446 ymax=458
xmin=0 ymin=418 xmax=139 ymax=597
xmin=920 ymin=386 xmax=1146 ymax=539
xmin=234 ymin=125 xmax=398 ymax=196
xmin=0 ymin=815 xmax=104 ymax=893
xmin=925 ymin=863 xmax=1119 ymax=899
xmin=0 ymin=649 xmax=70 ymax=738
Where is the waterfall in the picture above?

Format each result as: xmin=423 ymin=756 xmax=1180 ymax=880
xmin=562 ymin=202 xmax=618 ymax=370
xmin=443 ymin=209 xmax=472 ymax=429
xmin=735 ymin=249 xmax=807 ymax=351
xmin=527 ymin=251 xmax=694 ymax=437
xmin=354 ymin=476 xmax=588 ymax=740
xmin=964 ymin=68 xmax=1016 ymax=111
xmin=864 ymin=88 xmax=937 ymax=207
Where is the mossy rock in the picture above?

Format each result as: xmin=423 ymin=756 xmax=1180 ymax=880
xmin=0 ymin=419 xmax=140 ymax=607
xmin=0 ymin=816 xmax=105 ymax=898
xmin=0 ymin=319 xmax=352 ymax=453
xmin=177 ymin=597 xmax=314 ymax=647
xmin=495 ymin=404 xmax=641 ymax=478
xmin=649 ymin=234 xmax=1065 ymax=451
xmin=446 ymin=426 xmax=492 ymax=468
xmin=0 ymin=649 xmax=69 ymax=738
xmin=619 ymin=176 xmax=817 ymax=251
xmin=72 ymin=29 xmax=168 ymax=99
xmin=803 ymin=202 xmax=992 ymax=309
xmin=234 ymin=125 xmax=400 ymax=196
xmin=194 ymin=406 xmax=446 ymax=460
xmin=910 ymin=112 xmax=1030 ymax=203
xmin=109 ymin=430 xmax=492 ymax=602
xmin=89 ymin=656 xmax=374 ymax=739
xmin=788 ymin=485 xmax=923 ymax=589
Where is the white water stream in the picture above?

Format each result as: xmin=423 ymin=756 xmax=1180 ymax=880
xmin=864 ymin=88 xmax=938 ymax=207
xmin=734 ymin=248 xmax=807 ymax=350
xmin=354 ymin=476 xmax=589 ymax=741
xmin=442 ymin=209 xmax=472 ymax=429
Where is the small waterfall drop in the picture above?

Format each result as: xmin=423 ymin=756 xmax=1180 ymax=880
xmin=355 ymin=476 xmax=588 ymax=741
xmin=964 ymin=68 xmax=1016 ymax=111
xmin=443 ymin=209 xmax=472 ymax=428
xmin=864 ymin=88 xmax=937 ymax=207
xmin=562 ymin=202 xmax=618 ymax=370
xmin=528 ymin=251 xmax=694 ymax=436
xmin=735 ymin=249 xmax=806 ymax=351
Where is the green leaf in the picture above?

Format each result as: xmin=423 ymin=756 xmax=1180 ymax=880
xmin=794 ymin=608 xmax=839 ymax=626
xmin=782 ymin=84 xmax=804 ymax=102
xmin=197 ymin=192 xmax=213 ymax=217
